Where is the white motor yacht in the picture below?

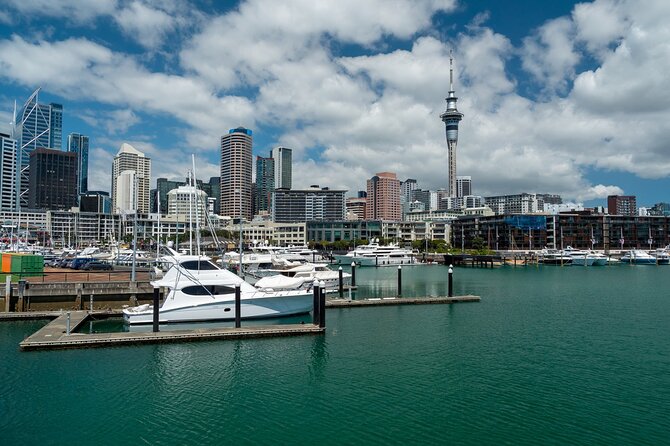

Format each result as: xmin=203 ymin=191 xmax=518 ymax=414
xmin=562 ymin=246 xmax=608 ymax=266
xmin=122 ymin=256 xmax=313 ymax=324
xmin=620 ymin=250 xmax=657 ymax=264
xmin=255 ymin=263 xmax=351 ymax=291
xmin=538 ymin=248 xmax=572 ymax=265
xmin=332 ymin=240 xmax=416 ymax=267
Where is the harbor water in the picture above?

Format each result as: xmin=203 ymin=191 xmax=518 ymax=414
xmin=2 ymin=264 xmax=669 ymax=444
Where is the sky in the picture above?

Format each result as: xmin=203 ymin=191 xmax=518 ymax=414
xmin=1 ymin=0 xmax=670 ymax=208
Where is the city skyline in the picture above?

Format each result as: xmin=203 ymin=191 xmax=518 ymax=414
xmin=1 ymin=1 xmax=670 ymax=207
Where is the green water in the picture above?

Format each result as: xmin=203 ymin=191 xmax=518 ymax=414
xmin=2 ymin=265 xmax=669 ymax=445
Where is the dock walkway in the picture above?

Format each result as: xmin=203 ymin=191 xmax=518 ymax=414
xmin=13 ymin=294 xmax=480 ymax=351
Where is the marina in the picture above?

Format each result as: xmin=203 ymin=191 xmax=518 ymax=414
xmin=2 ymin=264 xmax=669 ymax=444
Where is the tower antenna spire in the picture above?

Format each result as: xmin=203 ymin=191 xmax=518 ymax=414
xmin=449 ymin=50 xmax=454 ymax=92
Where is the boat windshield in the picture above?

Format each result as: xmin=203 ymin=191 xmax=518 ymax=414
xmin=180 ymin=260 xmax=219 ymax=271
xmin=182 ymin=285 xmax=236 ymax=296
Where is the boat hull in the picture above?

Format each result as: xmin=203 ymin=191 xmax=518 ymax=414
xmin=123 ymin=293 xmax=313 ymax=325
xmin=333 ymin=254 xmax=416 ymax=267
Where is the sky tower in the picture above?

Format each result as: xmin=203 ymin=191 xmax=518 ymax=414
xmin=440 ymin=52 xmax=464 ymax=198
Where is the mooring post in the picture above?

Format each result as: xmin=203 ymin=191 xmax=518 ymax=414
xmin=397 ymin=265 xmax=402 ymax=297
xmin=338 ymin=266 xmax=343 ymax=298
xmin=234 ymin=284 xmax=241 ymax=328
xmin=89 ymin=294 xmax=94 ymax=313
xmin=152 ymin=287 xmax=160 ymax=333
xmin=351 ymin=261 xmax=356 ymax=287
xmin=66 ymin=311 xmax=71 ymax=335
xmin=17 ymin=279 xmax=26 ymax=312
xmin=319 ymin=280 xmax=326 ymax=328
xmin=312 ymin=280 xmax=320 ymax=326
xmin=448 ymin=264 xmax=454 ymax=297
xmin=5 ymin=275 xmax=11 ymax=312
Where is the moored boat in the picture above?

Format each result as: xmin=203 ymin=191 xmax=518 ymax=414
xmin=122 ymin=256 xmax=313 ymax=324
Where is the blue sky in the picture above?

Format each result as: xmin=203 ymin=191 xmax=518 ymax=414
xmin=1 ymin=0 xmax=670 ymax=208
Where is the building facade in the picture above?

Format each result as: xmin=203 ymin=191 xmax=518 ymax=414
xmin=28 ymin=148 xmax=78 ymax=210
xmin=272 ymin=187 xmax=346 ymax=222
xmin=221 ymin=127 xmax=253 ymax=221
xmin=345 ymin=197 xmax=367 ymax=220
xmin=456 ymin=176 xmax=472 ymax=197
xmin=484 ymin=193 xmax=549 ymax=215
xmin=607 ymin=195 xmax=637 ymax=216
xmin=12 ymin=89 xmax=63 ymax=209
xmin=271 ymin=146 xmax=292 ymax=190
xmin=366 ymin=172 xmax=401 ymax=221
xmin=67 ymin=132 xmax=89 ymax=195
xmin=0 ymin=133 xmax=17 ymax=210
xmin=167 ymin=185 xmax=208 ymax=226
xmin=111 ymin=143 xmax=151 ymax=214
xmin=255 ymin=156 xmax=274 ymax=215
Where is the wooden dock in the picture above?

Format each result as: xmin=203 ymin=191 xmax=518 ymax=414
xmin=13 ymin=294 xmax=480 ymax=351
xmin=326 ymin=295 xmax=480 ymax=307
xmin=19 ymin=311 xmax=324 ymax=351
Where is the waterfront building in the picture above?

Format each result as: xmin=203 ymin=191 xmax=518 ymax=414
xmin=544 ymin=202 xmax=584 ymax=214
xmin=306 ymin=220 xmax=450 ymax=244
xmin=111 ymin=143 xmax=151 ymax=214
xmin=607 ymin=195 xmax=637 ymax=216
xmin=271 ymin=146 xmax=292 ymax=190
xmin=255 ymin=155 xmax=274 ymax=215
xmin=221 ymin=127 xmax=252 ymax=221
xmin=451 ymin=213 xmax=670 ymax=251
xmin=440 ymin=53 xmax=464 ymax=198
xmin=235 ymin=221 xmax=306 ymax=247
xmin=167 ymin=185 xmax=208 ymax=226
xmin=28 ymin=148 xmax=78 ymax=210
xmin=366 ymin=172 xmax=401 ymax=221
xmin=11 ymin=89 xmax=63 ymax=209
xmin=67 ymin=133 xmax=89 ymax=195
xmin=272 ymin=186 xmax=346 ymax=223
xmin=456 ymin=176 xmax=471 ymax=198
xmin=345 ymin=197 xmax=367 ymax=220
xmin=0 ymin=133 xmax=17 ymax=211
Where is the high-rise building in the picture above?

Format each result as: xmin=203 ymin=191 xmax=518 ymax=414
xmin=28 ymin=148 xmax=78 ymax=210
xmin=67 ymin=133 xmax=89 ymax=195
xmin=201 ymin=177 xmax=220 ymax=215
xmin=11 ymin=88 xmax=63 ymax=208
xmin=272 ymin=186 xmax=346 ymax=223
xmin=80 ymin=191 xmax=112 ymax=214
xmin=346 ymin=197 xmax=367 ymax=220
xmin=272 ymin=146 xmax=292 ymax=190
xmin=0 ymin=133 xmax=17 ymax=211
xmin=456 ymin=176 xmax=471 ymax=198
xmin=440 ymin=53 xmax=464 ymax=198
xmin=255 ymin=156 xmax=274 ymax=215
xmin=167 ymin=185 xmax=208 ymax=226
xmin=607 ymin=195 xmax=637 ymax=216
xmin=111 ymin=143 xmax=151 ymax=214
xmin=220 ymin=127 xmax=253 ymax=221
xmin=366 ymin=172 xmax=401 ymax=221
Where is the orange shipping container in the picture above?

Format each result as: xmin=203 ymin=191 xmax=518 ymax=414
xmin=1 ymin=253 xmax=12 ymax=273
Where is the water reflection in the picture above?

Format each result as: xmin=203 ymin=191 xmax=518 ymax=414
xmin=308 ymin=335 xmax=329 ymax=380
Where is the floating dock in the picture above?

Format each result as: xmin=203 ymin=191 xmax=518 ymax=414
xmin=13 ymin=294 xmax=480 ymax=351
xmin=19 ymin=311 xmax=324 ymax=351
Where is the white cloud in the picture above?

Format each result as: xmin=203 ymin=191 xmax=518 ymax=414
xmin=521 ymin=17 xmax=579 ymax=95
xmin=78 ymin=108 xmax=140 ymax=134
xmin=114 ymin=1 xmax=177 ymax=48
xmin=4 ymin=0 xmax=118 ymax=22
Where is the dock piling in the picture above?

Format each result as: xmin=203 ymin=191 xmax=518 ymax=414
xmin=351 ymin=262 xmax=356 ymax=286
xmin=397 ymin=265 xmax=402 ymax=297
xmin=152 ymin=288 xmax=160 ymax=332
xmin=5 ymin=276 xmax=11 ymax=312
xmin=89 ymin=294 xmax=94 ymax=312
xmin=338 ymin=266 xmax=343 ymax=298
xmin=66 ymin=311 xmax=71 ymax=335
xmin=319 ymin=281 xmax=326 ymax=328
xmin=312 ymin=280 xmax=320 ymax=326
xmin=234 ymin=285 xmax=241 ymax=328
xmin=448 ymin=265 xmax=454 ymax=297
